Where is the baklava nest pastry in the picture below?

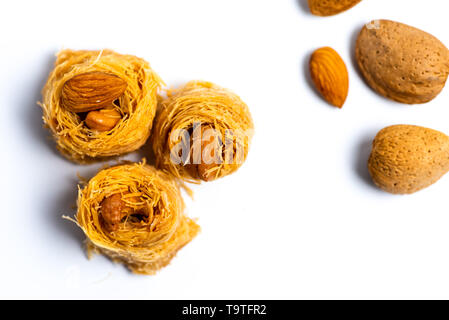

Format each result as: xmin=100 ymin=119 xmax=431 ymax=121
xmin=75 ymin=161 xmax=199 ymax=274
xmin=152 ymin=80 xmax=254 ymax=182
xmin=41 ymin=49 xmax=163 ymax=163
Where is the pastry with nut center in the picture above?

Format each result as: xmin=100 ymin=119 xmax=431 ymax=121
xmin=151 ymin=81 xmax=254 ymax=183
xmin=40 ymin=49 xmax=163 ymax=163
xmin=74 ymin=161 xmax=200 ymax=275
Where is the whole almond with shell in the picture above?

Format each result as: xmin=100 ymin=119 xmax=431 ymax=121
xmin=308 ymin=0 xmax=362 ymax=16
xmin=368 ymin=125 xmax=449 ymax=194
xmin=356 ymin=19 xmax=449 ymax=104
xmin=61 ymin=71 xmax=127 ymax=112
xmin=309 ymin=47 xmax=349 ymax=108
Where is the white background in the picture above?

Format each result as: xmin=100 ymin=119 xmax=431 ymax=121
xmin=2 ymin=0 xmax=449 ymax=299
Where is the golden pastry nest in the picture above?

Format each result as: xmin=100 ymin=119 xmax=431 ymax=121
xmin=152 ymin=80 xmax=254 ymax=183
xmin=75 ymin=161 xmax=200 ymax=274
xmin=41 ymin=49 xmax=163 ymax=163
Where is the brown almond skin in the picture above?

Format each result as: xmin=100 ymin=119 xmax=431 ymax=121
xmin=100 ymin=193 xmax=147 ymax=231
xmin=85 ymin=108 xmax=121 ymax=132
xmin=308 ymin=0 xmax=361 ymax=16
xmin=100 ymin=194 xmax=126 ymax=231
xmin=368 ymin=125 xmax=449 ymax=194
xmin=356 ymin=20 xmax=449 ymax=104
xmin=61 ymin=71 xmax=127 ymax=112
xmin=310 ymin=47 xmax=349 ymax=108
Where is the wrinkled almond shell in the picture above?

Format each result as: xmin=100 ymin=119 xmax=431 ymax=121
xmin=368 ymin=125 xmax=449 ymax=194
xmin=308 ymin=0 xmax=361 ymax=16
xmin=356 ymin=19 xmax=449 ymax=104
